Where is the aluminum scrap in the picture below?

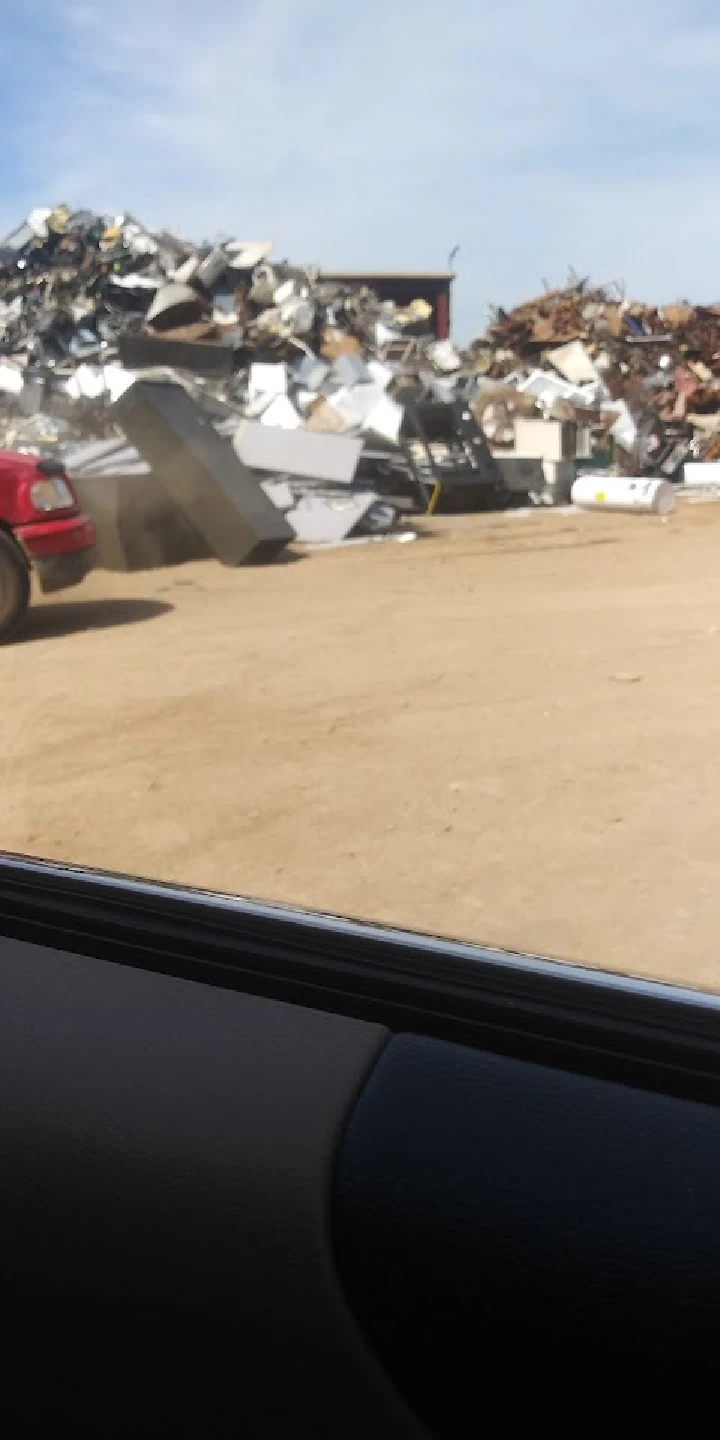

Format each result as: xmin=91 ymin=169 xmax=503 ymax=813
xmin=0 ymin=202 xmax=457 ymax=446
xmin=0 ymin=201 xmax=512 ymax=533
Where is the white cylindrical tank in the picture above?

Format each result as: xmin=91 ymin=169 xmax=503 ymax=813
xmin=571 ymin=474 xmax=676 ymax=516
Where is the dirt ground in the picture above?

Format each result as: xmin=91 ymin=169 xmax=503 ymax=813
xmin=4 ymin=497 xmax=720 ymax=991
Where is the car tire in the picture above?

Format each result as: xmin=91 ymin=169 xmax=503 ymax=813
xmin=0 ymin=530 xmax=30 ymax=644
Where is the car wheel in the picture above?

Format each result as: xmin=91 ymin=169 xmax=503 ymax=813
xmin=0 ymin=531 xmax=31 ymax=644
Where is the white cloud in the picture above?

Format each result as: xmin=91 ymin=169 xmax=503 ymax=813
xmin=9 ymin=0 xmax=720 ymax=336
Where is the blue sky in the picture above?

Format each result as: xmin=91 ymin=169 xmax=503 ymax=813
xmin=2 ymin=1 xmax=720 ymax=338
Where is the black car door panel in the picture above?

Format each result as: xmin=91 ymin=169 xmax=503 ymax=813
xmin=3 ymin=859 xmax=720 ymax=1434
xmin=0 ymin=934 xmax=423 ymax=1437
xmin=334 ymin=1032 xmax=720 ymax=1433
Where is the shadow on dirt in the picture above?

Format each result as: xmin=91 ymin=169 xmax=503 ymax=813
xmin=17 ymin=597 xmax=174 ymax=644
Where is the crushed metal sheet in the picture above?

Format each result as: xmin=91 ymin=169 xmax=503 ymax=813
xmin=234 ymin=421 xmax=363 ymax=486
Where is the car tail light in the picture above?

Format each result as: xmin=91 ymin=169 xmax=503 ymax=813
xmin=30 ymin=477 xmax=75 ymax=512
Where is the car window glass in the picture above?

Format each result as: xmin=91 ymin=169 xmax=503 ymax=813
xmin=1 ymin=1 xmax=718 ymax=993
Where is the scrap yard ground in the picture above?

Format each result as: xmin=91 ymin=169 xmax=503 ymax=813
xmin=2 ymin=500 xmax=719 ymax=991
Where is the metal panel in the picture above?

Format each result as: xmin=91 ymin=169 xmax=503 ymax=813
xmin=118 ymin=333 xmax=235 ymax=378
xmin=234 ymin=419 xmax=363 ymax=485
xmin=114 ymin=380 xmax=293 ymax=566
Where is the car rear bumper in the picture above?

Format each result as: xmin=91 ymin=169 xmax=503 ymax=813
xmin=15 ymin=514 xmax=97 ymax=594
xmin=33 ymin=546 xmax=97 ymax=594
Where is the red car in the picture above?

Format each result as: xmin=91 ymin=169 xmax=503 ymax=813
xmin=0 ymin=450 xmax=96 ymax=642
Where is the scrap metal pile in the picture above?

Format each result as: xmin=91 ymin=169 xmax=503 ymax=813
xmin=467 ymin=277 xmax=720 ymax=476
xmin=0 ymin=202 xmax=434 ymax=436
xmin=0 ymin=202 xmax=506 ymax=560
xmin=2 ymin=206 xmax=718 ymax=568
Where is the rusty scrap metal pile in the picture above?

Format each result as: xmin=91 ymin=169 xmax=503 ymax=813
xmin=467 ymin=278 xmax=720 ymax=473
